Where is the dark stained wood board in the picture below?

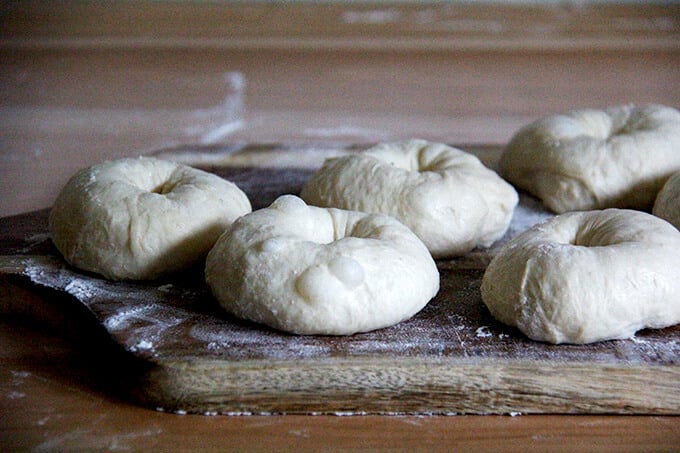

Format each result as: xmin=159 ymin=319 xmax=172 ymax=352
xmin=1 ymin=144 xmax=679 ymax=415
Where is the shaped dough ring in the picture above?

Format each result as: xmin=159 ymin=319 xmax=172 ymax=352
xmin=50 ymin=157 xmax=252 ymax=280
xmin=481 ymin=209 xmax=680 ymax=344
xmin=500 ymin=104 xmax=680 ymax=213
xmin=205 ymin=195 xmax=440 ymax=335
xmin=653 ymin=171 xmax=680 ymax=230
xmin=300 ymin=139 xmax=518 ymax=258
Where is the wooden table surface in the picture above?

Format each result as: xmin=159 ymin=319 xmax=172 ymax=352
xmin=2 ymin=2 xmax=680 ymax=450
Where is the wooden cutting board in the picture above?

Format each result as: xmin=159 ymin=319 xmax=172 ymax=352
xmin=1 ymin=144 xmax=678 ymax=415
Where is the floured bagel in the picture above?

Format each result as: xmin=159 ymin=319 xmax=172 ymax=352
xmin=50 ymin=157 xmax=251 ymax=280
xmin=653 ymin=171 xmax=680 ymax=230
xmin=205 ymin=195 xmax=439 ymax=335
xmin=499 ymin=104 xmax=680 ymax=213
xmin=481 ymin=209 xmax=680 ymax=344
xmin=300 ymin=139 xmax=518 ymax=258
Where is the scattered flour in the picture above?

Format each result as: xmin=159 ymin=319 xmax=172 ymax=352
xmin=334 ymin=411 xmax=368 ymax=416
xmin=64 ymin=279 xmax=97 ymax=299
xmin=36 ymin=416 xmax=50 ymax=426
xmin=11 ymin=370 xmax=31 ymax=379
xmin=104 ymin=305 xmax=160 ymax=330
xmin=130 ymin=339 xmax=154 ymax=352
xmin=503 ymin=193 xmax=554 ymax=240
xmin=23 ymin=264 xmax=46 ymax=281
xmin=630 ymin=334 xmax=648 ymax=344
xmin=188 ymin=323 xmax=332 ymax=359
xmin=9 ymin=370 xmax=31 ymax=399
xmin=475 ymin=326 xmax=493 ymax=338
xmin=156 ymin=284 xmax=174 ymax=293
xmin=19 ymin=232 xmax=51 ymax=253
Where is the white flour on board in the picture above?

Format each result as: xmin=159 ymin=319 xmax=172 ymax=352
xmin=18 ymin=232 xmax=51 ymax=253
xmin=64 ymin=279 xmax=97 ymax=300
xmin=503 ymin=193 xmax=554 ymax=240
xmin=475 ymin=326 xmax=493 ymax=338
xmin=189 ymin=323 xmax=333 ymax=359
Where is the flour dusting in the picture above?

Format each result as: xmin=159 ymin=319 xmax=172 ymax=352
xmin=131 ymin=339 xmax=155 ymax=352
xmin=189 ymin=323 xmax=333 ymax=359
xmin=64 ymin=279 xmax=97 ymax=299
xmin=7 ymin=391 xmax=26 ymax=399
xmin=11 ymin=370 xmax=31 ymax=379
xmin=19 ymin=232 xmax=51 ymax=253
xmin=157 ymin=284 xmax=174 ymax=293
xmin=630 ymin=334 xmax=648 ymax=344
xmin=23 ymin=264 xmax=46 ymax=281
xmin=475 ymin=326 xmax=493 ymax=338
xmin=36 ymin=416 xmax=50 ymax=426
xmin=104 ymin=304 xmax=160 ymax=330
xmin=504 ymin=193 xmax=554 ymax=240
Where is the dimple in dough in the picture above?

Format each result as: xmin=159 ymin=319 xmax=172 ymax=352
xmin=205 ymin=195 xmax=440 ymax=335
xmin=653 ymin=171 xmax=680 ymax=230
xmin=480 ymin=209 xmax=680 ymax=344
xmin=300 ymin=139 xmax=518 ymax=258
xmin=500 ymin=104 xmax=680 ymax=213
xmin=49 ymin=157 xmax=252 ymax=280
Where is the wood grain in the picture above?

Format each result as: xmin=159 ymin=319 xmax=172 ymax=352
xmin=2 ymin=26 xmax=678 ymax=217
xmin=3 ymin=320 xmax=678 ymax=452
xmin=3 ymin=1 xmax=679 ymax=50
xmin=1 ymin=145 xmax=678 ymax=415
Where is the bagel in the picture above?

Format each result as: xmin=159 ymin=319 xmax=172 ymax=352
xmin=499 ymin=104 xmax=680 ymax=213
xmin=480 ymin=209 xmax=680 ymax=344
xmin=653 ymin=171 xmax=680 ymax=230
xmin=205 ymin=195 xmax=439 ymax=335
xmin=49 ymin=157 xmax=251 ymax=280
xmin=300 ymin=139 xmax=518 ymax=258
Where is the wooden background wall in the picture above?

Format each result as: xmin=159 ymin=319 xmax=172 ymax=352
xmin=1 ymin=1 xmax=679 ymax=216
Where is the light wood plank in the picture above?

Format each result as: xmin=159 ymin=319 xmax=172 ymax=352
xmin=2 ymin=1 xmax=679 ymax=51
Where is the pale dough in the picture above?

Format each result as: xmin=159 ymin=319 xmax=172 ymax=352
xmin=500 ymin=104 xmax=680 ymax=213
xmin=480 ymin=209 xmax=680 ymax=344
xmin=205 ymin=195 xmax=440 ymax=335
xmin=300 ymin=139 xmax=518 ymax=258
xmin=653 ymin=171 xmax=680 ymax=230
xmin=50 ymin=157 xmax=252 ymax=280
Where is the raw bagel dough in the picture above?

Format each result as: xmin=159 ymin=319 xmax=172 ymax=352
xmin=653 ymin=171 xmax=680 ymax=230
xmin=50 ymin=157 xmax=252 ymax=280
xmin=205 ymin=195 xmax=440 ymax=335
xmin=500 ymin=104 xmax=680 ymax=213
xmin=480 ymin=209 xmax=680 ymax=344
xmin=300 ymin=139 xmax=518 ymax=258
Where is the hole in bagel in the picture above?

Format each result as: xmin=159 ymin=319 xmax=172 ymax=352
xmin=370 ymin=144 xmax=441 ymax=173
xmin=150 ymin=180 xmax=177 ymax=195
xmin=567 ymin=216 xmax=626 ymax=248
xmin=415 ymin=144 xmax=445 ymax=172
xmin=607 ymin=107 xmax=648 ymax=140
xmin=609 ymin=122 xmax=633 ymax=139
